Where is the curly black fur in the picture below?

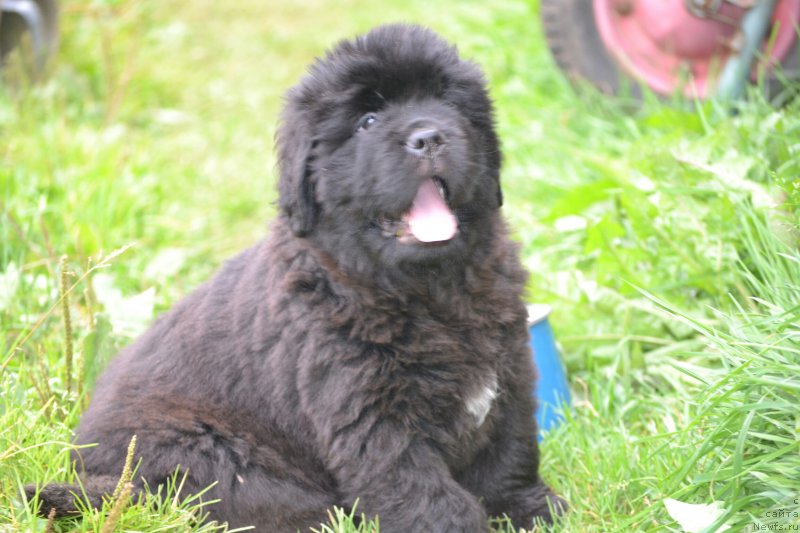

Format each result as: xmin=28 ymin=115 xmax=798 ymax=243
xmin=26 ymin=24 xmax=565 ymax=532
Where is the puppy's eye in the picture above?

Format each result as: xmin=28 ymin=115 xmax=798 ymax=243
xmin=356 ymin=113 xmax=378 ymax=132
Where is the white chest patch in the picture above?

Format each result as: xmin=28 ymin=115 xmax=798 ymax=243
xmin=465 ymin=373 xmax=498 ymax=427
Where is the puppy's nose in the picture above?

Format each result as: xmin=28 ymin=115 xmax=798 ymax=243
xmin=406 ymin=127 xmax=446 ymax=156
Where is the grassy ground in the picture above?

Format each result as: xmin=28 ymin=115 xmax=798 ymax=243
xmin=2 ymin=0 xmax=799 ymax=531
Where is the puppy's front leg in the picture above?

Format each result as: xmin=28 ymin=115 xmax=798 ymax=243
xmin=326 ymin=422 xmax=489 ymax=533
xmin=457 ymin=391 xmax=566 ymax=529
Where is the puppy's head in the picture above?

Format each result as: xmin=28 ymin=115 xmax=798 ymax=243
xmin=277 ymin=24 xmax=502 ymax=270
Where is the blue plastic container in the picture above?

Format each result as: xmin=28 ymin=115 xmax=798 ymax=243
xmin=527 ymin=304 xmax=570 ymax=439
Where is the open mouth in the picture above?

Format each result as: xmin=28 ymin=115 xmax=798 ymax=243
xmin=377 ymin=177 xmax=458 ymax=245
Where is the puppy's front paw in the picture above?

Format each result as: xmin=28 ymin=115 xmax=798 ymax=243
xmin=442 ymin=499 xmax=491 ymax=533
xmin=372 ymin=485 xmax=490 ymax=533
xmin=494 ymin=479 xmax=567 ymax=529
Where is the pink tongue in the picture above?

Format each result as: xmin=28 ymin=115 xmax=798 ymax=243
xmin=405 ymin=179 xmax=458 ymax=242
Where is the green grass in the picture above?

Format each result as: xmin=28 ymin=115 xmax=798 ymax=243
xmin=2 ymin=0 xmax=799 ymax=531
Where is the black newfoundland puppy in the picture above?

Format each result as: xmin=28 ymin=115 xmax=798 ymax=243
xmin=28 ymin=24 xmax=564 ymax=532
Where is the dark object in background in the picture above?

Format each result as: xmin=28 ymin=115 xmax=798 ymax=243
xmin=25 ymin=24 xmax=565 ymax=533
xmin=541 ymin=0 xmax=800 ymax=101
xmin=0 ymin=0 xmax=59 ymax=72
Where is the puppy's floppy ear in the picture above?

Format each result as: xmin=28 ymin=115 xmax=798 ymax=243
xmin=485 ymin=125 xmax=503 ymax=209
xmin=276 ymin=112 xmax=319 ymax=237
xmin=458 ymin=72 xmax=503 ymax=209
xmin=494 ymin=178 xmax=504 ymax=208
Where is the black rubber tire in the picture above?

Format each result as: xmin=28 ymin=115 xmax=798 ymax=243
xmin=0 ymin=0 xmax=59 ymax=71
xmin=540 ymin=0 xmax=642 ymax=98
xmin=540 ymin=0 xmax=799 ymax=102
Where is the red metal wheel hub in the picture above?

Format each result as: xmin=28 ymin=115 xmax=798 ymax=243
xmin=593 ymin=0 xmax=800 ymax=97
